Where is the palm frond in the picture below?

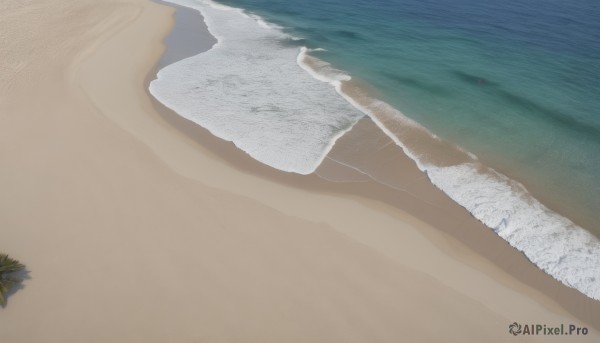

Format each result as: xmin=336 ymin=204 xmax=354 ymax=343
xmin=0 ymin=253 xmax=26 ymax=306
xmin=0 ymin=254 xmax=25 ymax=274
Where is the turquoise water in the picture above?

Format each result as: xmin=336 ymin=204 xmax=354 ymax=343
xmin=213 ymin=0 xmax=600 ymax=230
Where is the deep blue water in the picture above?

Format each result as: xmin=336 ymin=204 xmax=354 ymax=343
xmin=213 ymin=0 xmax=600 ymax=230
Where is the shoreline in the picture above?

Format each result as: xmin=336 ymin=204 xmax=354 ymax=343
xmin=147 ymin=0 xmax=600 ymax=330
xmin=150 ymin=0 xmax=600 ymax=303
xmin=1 ymin=0 xmax=599 ymax=341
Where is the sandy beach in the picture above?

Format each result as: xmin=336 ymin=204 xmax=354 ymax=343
xmin=1 ymin=0 xmax=598 ymax=342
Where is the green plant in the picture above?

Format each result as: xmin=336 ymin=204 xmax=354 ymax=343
xmin=0 ymin=253 xmax=26 ymax=306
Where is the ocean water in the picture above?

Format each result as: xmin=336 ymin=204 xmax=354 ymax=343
xmin=210 ymin=0 xmax=600 ymax=231
xmin=150 ymin=0 xmax=600 ymax=300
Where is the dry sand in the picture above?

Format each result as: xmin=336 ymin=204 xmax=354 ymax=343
xmin=0 ymin=0 xmax=598 ymax=342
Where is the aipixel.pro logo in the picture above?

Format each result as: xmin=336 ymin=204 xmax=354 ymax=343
xmin=509 ymin=322 xmax=588 ymax=336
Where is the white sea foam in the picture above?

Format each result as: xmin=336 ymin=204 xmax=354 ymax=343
xmin=335 ymin=88 xmax=600 ymax=300
xmin=428 ymin=164 xmax=600 ymax=299
xmin=152 ymin=0 xmax=600 ymax=300
xmin=297 ymin=47 xmax=351 ymax=84
xmin=150 ymin=0 xmax=364 ymax=174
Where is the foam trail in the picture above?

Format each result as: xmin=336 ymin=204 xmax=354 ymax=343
xmin=427 ymin=164 xmax=600 ymax=300
xmin=334 ymin=86 xmax=600 ymax=301
xmin=150 ymin=0 xmax=363 ymax=174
